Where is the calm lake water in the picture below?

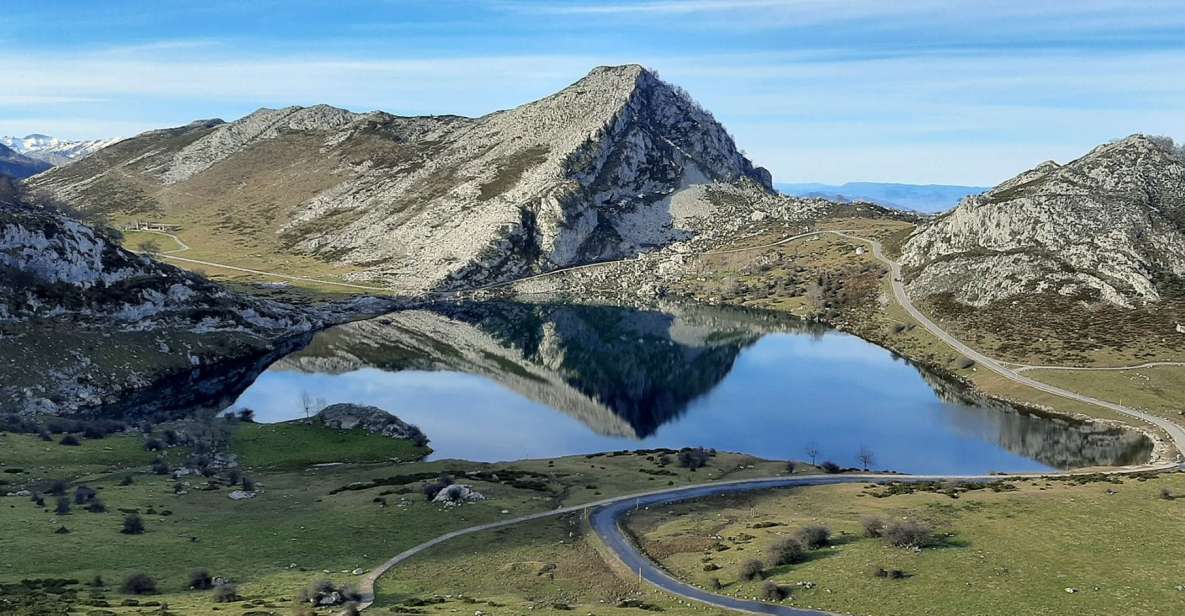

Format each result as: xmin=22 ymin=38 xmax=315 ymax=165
xmin=230 ymin=302 xmax=1151 ymax=473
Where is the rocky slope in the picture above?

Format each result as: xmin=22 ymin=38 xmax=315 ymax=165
xmin=0 ymin=143 xmax=52 ymax=179
xmin=1 ymin=134 xmax=121 ymax=166
xmin=901 ymin=135 xmax=1185 ymax=307
xmin=28 ymin=65 xmax=777 ymax=292
xmin=0 ymin=180 xmax=390 ymax=414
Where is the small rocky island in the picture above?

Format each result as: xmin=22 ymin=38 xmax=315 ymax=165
xmin=314 ymin=403 xmax=430 ymax=448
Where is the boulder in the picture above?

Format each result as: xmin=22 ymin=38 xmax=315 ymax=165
xmin=228 ymin=490 xmax=256 ymax=501
xmin=315 ymin=403 xmax=428 ymax=445
xmin=432 ymin=484 xmax=485 ymax=505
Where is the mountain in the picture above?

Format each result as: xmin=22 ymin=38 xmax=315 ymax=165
xmin=0 ymin=134 xmax=120 ymax=166
xmin=0 ymin=143 xmax=52 ymax=179
xmin=0 ymin=178 xmax=393 ymax=414
xmin=27 ymin=65 xmax=774 ymax=292
xmin=900 ymin=135 xmax=1185 ymax=308
xmin=777 ymin=181 xmax=990 ymax=213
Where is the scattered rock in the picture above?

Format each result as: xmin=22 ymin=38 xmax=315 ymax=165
xmin=432 ymin=484 xmax=485 ymax=505
xmin=228 ymin=491 xmax=256 ymax=501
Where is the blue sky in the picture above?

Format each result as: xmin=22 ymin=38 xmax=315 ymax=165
xmin=3 ymin=0 xmax=1184 ymax=184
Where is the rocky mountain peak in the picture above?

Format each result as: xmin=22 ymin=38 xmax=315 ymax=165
xmin=30 ymin=65 xmax=781 ymax=292
xmin=902 ymin=134 xmax=1185 ymax=308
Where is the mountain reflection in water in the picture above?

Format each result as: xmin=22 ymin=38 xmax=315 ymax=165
xmin=233 ymin=302 xmax=1152 ymax=472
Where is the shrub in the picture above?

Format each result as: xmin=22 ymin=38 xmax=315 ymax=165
xmin=144 ymin=439 xmax=163 ymax=452
xmin=760 ymin=580 xmax=786 ymax=601
xmin=54 ymin=497 xmax=71 ymax=515
xmin=119 ymin=475 xmax=135 ymax=486
xmin=766 ymin=537 xmax=806 ymax=566
xmin=421 ymin=475 xmax=454 ymax=501
xmin=151 ymin=459 xmax=169 ymax=475
xmin=74 ymin=486 xmax=97 ymax=505
xmin=54 ymin=525 xmax=70 ymax=534
xmin=86 ymin=499 xmax=107 ymax=513
xmin=226 ymin=469 xmax=242 ymax=485
xmin=90 ymin=575 xmax=105 ymax=588
xmin=861 ymin=516 xmax=885 ymax=538
xmin=343 ymin=602 xmax=360 ymax=616
xmin=122 ymin=573 xmax=156 ymax=595
xmin=212 ymin=582 xmax=239 ymax=603
xmin=59 ymin=434 xmax=81 ymax=447
xmin=189 ymin=568 xmax=214 ymax=590
xmin=708 ymin=577 xmax=722 ymax=590
xmin=1159 ymin=487 xmax=1174 ymax=500
xmin=38 ymin=430 xmax=52 ymax=442
xmin=795 ymin=525 xmax=831 ymax=549
xmin=121 ymin=514 xmax=145 ymax=535
xmin=820 ymin=461 xmax=841 ymax=474
xmin=872 ymin=567 xmax=906 ymax=579
xmin=48 ymin=480 xmax=68 ymax=496
xmin=883 ymin=520 xmax=933 ymax=548
xmin=738 ymin=559 xmax=765 ymax=581
xmin=784 ymin=461 xmax=796 ymax=473
xmin=241 ymin=476 xmax=256 ymax=492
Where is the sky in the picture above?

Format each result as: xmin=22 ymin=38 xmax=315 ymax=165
xmin=2 ymin=0 xmax=1184 ymax=185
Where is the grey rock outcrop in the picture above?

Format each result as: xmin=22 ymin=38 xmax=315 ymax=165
xmin=316 ymin=403 xmax=428 ymax=445
xmin=901 ymin=135 xmax=1185 ymax=307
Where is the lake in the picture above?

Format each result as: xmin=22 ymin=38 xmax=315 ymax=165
xmin=230 ymin=301 xmax=1151 ymax=473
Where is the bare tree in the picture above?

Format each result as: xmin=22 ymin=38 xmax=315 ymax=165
xmin=857 ymin=445 xmax=875 ymax=471
xmin=301 ymin=392 xmax=325 ymax=421
xmin=804 ymin=442 xmax=820 ymax=466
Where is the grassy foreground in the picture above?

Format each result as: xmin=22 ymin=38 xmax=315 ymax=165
xmin=626 ymin=471 xmax=1185 ymax=616
xmin=0 ymin=423 xmax=794 ymax=615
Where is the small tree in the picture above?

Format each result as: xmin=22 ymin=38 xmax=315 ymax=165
xmin=122 ymin=573 xmax=156 ymax=595
xmin=738 ymin=559 xmax=765 ymax=581
xmin=820 ymin=461 xmax=841 ymax=474
xmin=804 ymin=442 xmax=820 ymax=466
xmin=766 ymin=537 xmax=807 ymax=566
xmin=795 ymin=525 xmax=831 ymax=550
xmin=121 ymin=514 xmax=146 ymax=535
xmin=856 ymin=446 xmax=875 ymax=471
xmin=137 ymin=239 xmax=162 ymax=256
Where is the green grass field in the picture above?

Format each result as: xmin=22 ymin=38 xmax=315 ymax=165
xmin=626 ymin=472 xmax=1185 ymax=616
xmin=0 ymin=425 xmax=800 ymax=615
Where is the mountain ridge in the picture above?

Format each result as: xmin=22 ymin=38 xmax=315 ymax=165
xmin=29 ymin=65 xmax=777 ymax=292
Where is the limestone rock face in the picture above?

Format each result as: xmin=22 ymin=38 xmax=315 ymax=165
xmin=901 ymin=135 xmax=1185 ymax=307
xmin=29 ymin=65 xmax=776 ymax=292
xmin=315 ymin=403 xmax=428 ymax=444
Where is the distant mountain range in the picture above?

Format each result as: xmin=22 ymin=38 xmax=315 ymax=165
xmin=0 ymin=143 xmax=52 ymax=179
xmin=777 ymin=181 xmax=990 ymax=213
xmin=1 ymin=134 xmax=120 ymax=166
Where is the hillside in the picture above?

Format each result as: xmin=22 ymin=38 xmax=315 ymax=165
xmin=0 ymin=179 xmax=391 ymax=414
xmin=0 ymin=142 xmax=52 ymax=179
xmin=901 ymin=135 xmax=1185 ymax=308
xmin=28 ymin=65 xmax=776 ymax=292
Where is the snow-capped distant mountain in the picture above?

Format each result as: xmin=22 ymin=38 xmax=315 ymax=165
xmin=0 ymin=134 xmax=120 ymax=166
